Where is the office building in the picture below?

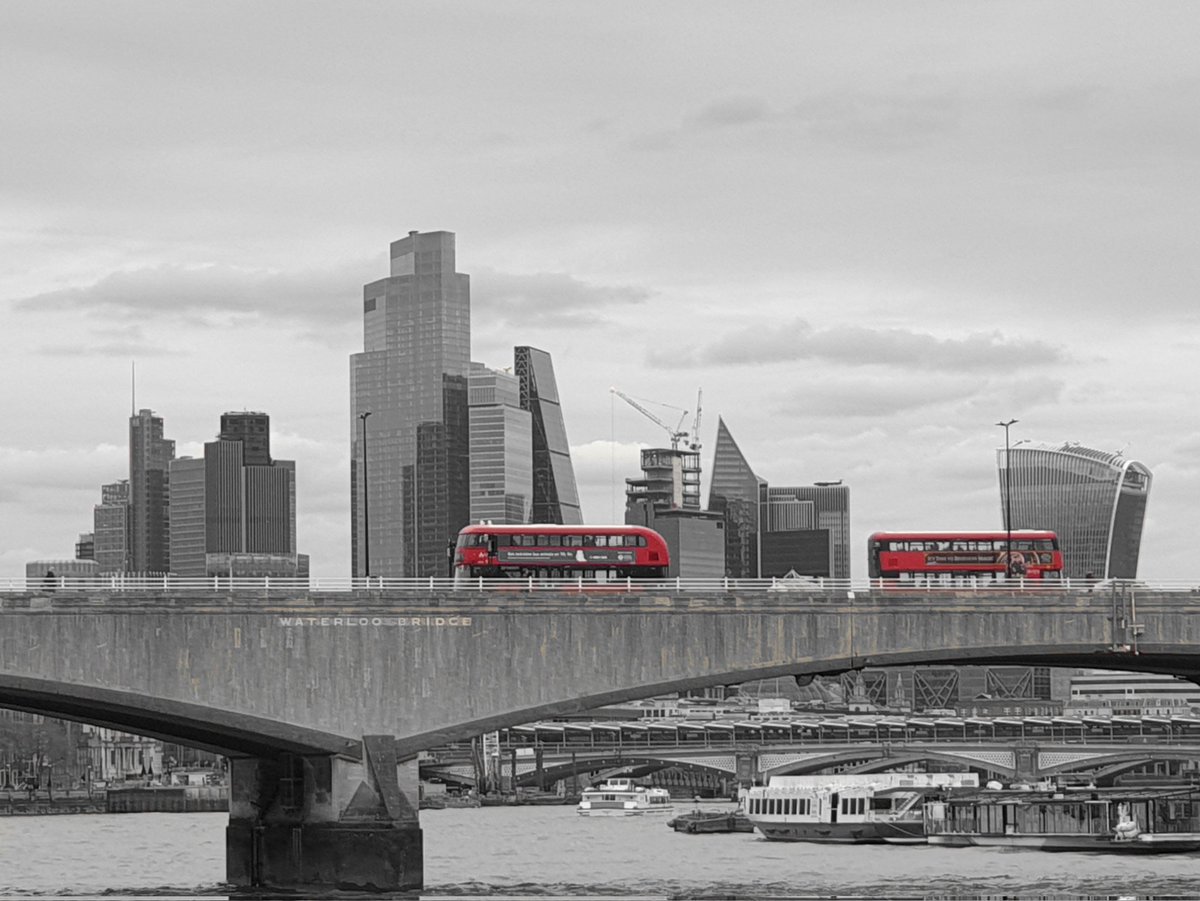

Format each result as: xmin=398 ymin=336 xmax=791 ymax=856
xmin=707 ymin=417 xmax=762 ymax=577
xmin=168 ymin=412 xmax=300 ymax=579
xmin=514 ymin=346 xmax=583 ymax=524
xmin=468 ymin=365 xmax=533 ymax=524
xmin=93 ymin=480 xmax=131 ymax=574
xmin=999 ymin=442 xmax=1152 ymax=578
xmin=129 ymin=409 xmax=175 ymax=574
xmin=708 ymin=418 xmax=851 ymax=579
xmin=351 ymin=230 xmax=471 ymax=577
xmin=761 ymin=482 xmax=851 ymax=580
xmin=167 ymin=458 xmax=207 ymax=578
xmin=75 ymin=532 xmax=94 ymax=561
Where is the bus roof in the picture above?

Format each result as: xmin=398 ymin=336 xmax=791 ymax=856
xmin=458 ymin=523 xmax=663 ymax=535
xmin=868 ymin=530 xmax=1058 ymax=540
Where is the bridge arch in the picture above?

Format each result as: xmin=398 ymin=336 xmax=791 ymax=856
xmin=0 ymin=674 xmax=359 ymax=758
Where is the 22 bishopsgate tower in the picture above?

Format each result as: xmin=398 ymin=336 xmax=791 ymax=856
xmin=351 ymin=231 xmax=471 ymax=578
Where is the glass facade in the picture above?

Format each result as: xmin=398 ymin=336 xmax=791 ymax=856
xmin=762 ymin=483 xmax=851 ymax=579
xmin=468 ymin=366 xmax=533 ymax=524
xmin=999 ymin=442 xmax=1152 ymax=579
xmin=707 ymin=417 xmax=762 ymax=577
xmin=128 ymin=409 xmax=174 ymax=574
xmin=514 ymin=346 xmax=583 ymax=524
xmin=351 ymin=231 xmax=471 ymax=577
xmin=92 ymin=479 xmax=130 ymax=574
xmin=167 ymin=458 xmax=206 ymax=578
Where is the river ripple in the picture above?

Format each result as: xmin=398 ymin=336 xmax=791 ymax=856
xmin=2 ymin=807 xmax=1200 ymax=899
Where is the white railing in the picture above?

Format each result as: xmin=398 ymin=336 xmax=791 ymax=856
xmin=0 ymin=575 xmax=1192 ymax=596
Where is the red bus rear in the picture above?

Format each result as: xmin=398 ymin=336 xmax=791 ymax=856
xmin=454 ymin=524 xmax=670 ymax=580
xmin=868 ymin=530 xmax=1063 ymax=583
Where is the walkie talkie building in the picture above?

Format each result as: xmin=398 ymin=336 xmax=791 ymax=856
xmin=998 ymin=442 xmax=1152 ymax=579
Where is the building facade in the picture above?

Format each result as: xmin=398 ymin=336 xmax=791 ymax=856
xmin=514 ymin=346 xmax=583 ymax=524
xmin=128 ymin=409 xmax=175 ymax=574
xmin=626 ymin=447 xmax=725 ymax=578
xmin=999 ymin=442 xmax=1152 ymax=579
xmin=92 ymin=480 xmax=131 ymax=573
xmin=169 ymin=413 xmax=300 ymax=579
xmin=760 ymin=482 xmax=851 ymax=580
xmin=351 ymin=230 xmax=471 ymax=577
xmin=467 ymin=365 xmax=533 ymax=524
xmin=707 ymin=417 xmax=762 ymax=578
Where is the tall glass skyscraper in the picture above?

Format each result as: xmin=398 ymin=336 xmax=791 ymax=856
xmin=999 ymin=442 xmax=1152 ymax=579
xmin=707 ymin=417 xmax=762 ymax=578
xmin=351 ymin=231 xmax=471 ymax=577
xmin=514 ymin=346 xmax=582 ymax=524
xmin=129 ymin=408 xmax=174 ymax=574
xmin=468 ymin=365 xmax=533 ymax=524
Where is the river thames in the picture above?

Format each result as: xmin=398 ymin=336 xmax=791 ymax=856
xmin=2 ymin=806 xmax=1200 ymax=899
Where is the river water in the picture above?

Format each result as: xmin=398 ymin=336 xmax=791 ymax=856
xmin=1 ymin=806 xmax=1199 ymax=900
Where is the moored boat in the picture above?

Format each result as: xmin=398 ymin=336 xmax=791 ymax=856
xmin=577 ymin=778 xmax=674 ymax=816
xmin=924 ymin=786 xmax=1200 ymax=852
xmin=746 ymin=773 xmax=979 ymax=844
xmin=667 ymin=804 xmax=755 ymax=834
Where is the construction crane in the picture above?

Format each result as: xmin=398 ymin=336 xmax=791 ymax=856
xmin=688 ymin=388 xmax=703 ymax=452
xmin=610 ymin=387 xmax=690 ymax=450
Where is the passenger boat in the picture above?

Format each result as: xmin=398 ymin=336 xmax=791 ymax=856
xmin=576 ymin=778 xmax=674 ymax=816
xmin=746 ymin=773 xmax=979 ymax=843
xmin=924 ymin=786 xmax=1200 ymax=852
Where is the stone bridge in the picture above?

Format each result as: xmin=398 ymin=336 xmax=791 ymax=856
xmin=1 ymin=582 xmax=1197 ymax=890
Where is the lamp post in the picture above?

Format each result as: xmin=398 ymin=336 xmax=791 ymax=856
xmin=358 ymin=411 xmax=372 ymax=580
xmin=996 ymin=418 xmax=1018 ymax=576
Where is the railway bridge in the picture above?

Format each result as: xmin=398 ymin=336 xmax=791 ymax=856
xmin=1 ymin=579 xmax=1198 ymax=890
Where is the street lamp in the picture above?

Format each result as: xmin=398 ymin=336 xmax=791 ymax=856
xmin=359 ymin=411 xmax=372 ymax=580
xmin=996 ymin=419 xmax=1018 ymax=577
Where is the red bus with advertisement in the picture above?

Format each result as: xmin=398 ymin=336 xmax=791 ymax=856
xmin=867 ymin=530 xmax=1063 ymax=583
xmin=453 ymin=524 xmax=670 ymax=580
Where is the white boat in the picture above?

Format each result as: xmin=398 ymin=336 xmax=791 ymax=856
xmin=576 ymin=778 xmax=674 ymax=816
xmin=747 ymin=772 xmax=979 ymax=843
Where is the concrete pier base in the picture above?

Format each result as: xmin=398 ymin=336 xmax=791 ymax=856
xmin=226 ymin=821 xmax=422 ymax=892
xmin=226 ymin=735 xmax=422 ymax=892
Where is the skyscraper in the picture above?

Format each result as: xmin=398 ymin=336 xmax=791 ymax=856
xmin=999 ymin=442 xmax=1152 ymax=579
xmin=92 ymin=480 xmax=130 ymax=573
xmin=129 ymin=409 xmax=174 ymax=574
xmin=351 ymin=230 xmax=471 ymax=577
xmin=169 ymin=412 xmax=299 ymax=578
xmin=514 ymin=346 xmax=583 ymax=524
xmin=760 ymin=482 xmax=851 ymax=580
xmin=468 ymin=365 xmax=533 ymax=524
xmin=707 ymin=417 xmax=762 ymax=577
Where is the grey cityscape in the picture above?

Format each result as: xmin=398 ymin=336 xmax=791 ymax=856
xmin=2 ymin=3 xmax=1199 ymax=900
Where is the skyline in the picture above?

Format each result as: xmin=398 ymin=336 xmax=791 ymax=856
xmin=3 ymin=2 xmax=1197 ymax=580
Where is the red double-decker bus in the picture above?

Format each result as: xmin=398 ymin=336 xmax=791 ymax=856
xmin=453 ymin=524 xmax=670 ymax=580
xmin=867 ymin=530 xmax=1063 ymax=582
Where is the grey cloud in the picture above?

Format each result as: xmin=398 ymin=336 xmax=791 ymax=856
xmin=472 ymin=268 xmax=652 ymax=328
xmin=652 ymin=319 xmax=1065 ymax=373
xmin=684 ymin=96 xmax=774 ymax=130
xmin=792 ymin=90 xmax=961 ymax=148
xmin=12 ymin=261 xmax=370 ymax=330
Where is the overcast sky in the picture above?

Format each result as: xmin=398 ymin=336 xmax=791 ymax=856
xmin=3 ymin=2 xmax=1198 ymax=581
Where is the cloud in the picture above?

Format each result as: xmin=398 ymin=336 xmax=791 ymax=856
xmin=652 ymin=319 xmax=1066 ymax=372
xmin=472 ymin=268 xmax=652 ymax=328
xmin=684 ymin=96 xmax=774 ymax=130
xmin=792 ymin=90 xmax=961 ymax=149
xmin=11 ymin=260 xmax=370 ymax=332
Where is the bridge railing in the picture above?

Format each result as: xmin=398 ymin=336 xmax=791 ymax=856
xmin=0 ymin=575 xmax=1185 ymax=595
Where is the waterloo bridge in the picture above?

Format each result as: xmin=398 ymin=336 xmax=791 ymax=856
xmin=2 ymin=577 xmax=1199 ymax=891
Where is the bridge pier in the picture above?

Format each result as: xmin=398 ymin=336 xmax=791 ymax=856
xmin=226 ymin=735 xmax=422 ymax=892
